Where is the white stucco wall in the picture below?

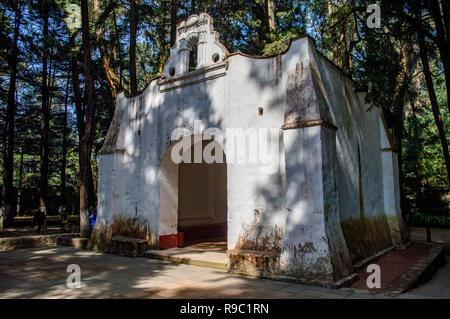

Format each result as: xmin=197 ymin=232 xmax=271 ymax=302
xmin=314 ymin=51 xmax=400 ymax=262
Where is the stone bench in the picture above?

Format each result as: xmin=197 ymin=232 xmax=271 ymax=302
xmin=109 ymin=236 xmax=148 ymax=257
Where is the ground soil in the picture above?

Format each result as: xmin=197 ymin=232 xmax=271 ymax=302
xmin=350 ymin=243 xmax=432 ymax=292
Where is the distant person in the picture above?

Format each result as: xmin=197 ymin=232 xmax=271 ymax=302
xmin=89 ymin=206 xmax=97 ymax=232
xmin=33 ymin=208 xmax=46 ymax=234
xmin=59 ymin=205 xmax=68 ymax=233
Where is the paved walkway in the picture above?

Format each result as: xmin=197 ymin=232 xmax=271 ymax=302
xmin=406 ymin=252 xmax=450 ymax=297
xmin=0 ymin=247 xmax=448 ymax=299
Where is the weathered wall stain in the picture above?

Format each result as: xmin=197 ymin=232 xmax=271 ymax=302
xmin=325 ymin=223 xmax=354 ymax=280
xmin=234 ymin=222 xmax=284 ymax=252
xmin=295 ymin=241 xmax=316 ymax=254
xmin=90 ymin=214 xmax=157 ymax=254
xmin=90 ymin=224 xmax=109 ymax=252
xmin=387 ymin=215 xmax=409 ymax=246
xmin=100 ymin=108 xmax=125 ymax=155
xmin=228 ymin=250 xmax=280 ymax=278
xmin=341 ymin=215 xmax=393 ymax=263
xmin=109 ymin=214 xmax=149 ymax=240
xmin=279 ymin=243 xmax=334 ymax=281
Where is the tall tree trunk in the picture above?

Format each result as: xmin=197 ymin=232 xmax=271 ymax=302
xmin=70 ymin=39 xmax=85 ymax=138
xmin=61 ymin=76 xmax=69 ymax=207
xmin=80 ymin=0 xmax=97 ymax=237
xmin=254 ymin=1 xmax=269 ymax=50
xmin=337 ymin=0 xmax=349 ymax=73
xmin=170 ymin=0 xmax=178 ymax=47
xmin=98 ymin=29 xmax=119 ymax=105
xmin=266 ymin=0 xmax=276 ymax=35
xmin=95 ymin=0 xmax=121 ymax=107
xmin=442 ymin=0 xmax=450 ymax=42
xmin=1 ymin=127 xmax=6 ymax=229
xmin=88 ymin=166 xmax=96 ymax=209
xmin=17 ymin=151 xmax=24 ymax=216
xmin=2 ymin=2 xmax=22 ymax=227
xmin=418 ymin=33 xmax=450 ymax=184
xmin=48 ymin=54 xmax=57 ymax=110
xmin=156 ymin=21 xmax=168 ymax=75
xmin=328 ymin=0 xmax=339 ymax=65
xmin=40 ymin=1 xmax=50 ymax=213
xmin=70 ymin=35 xmax=96 ymax=211
xmin=113 ymin=9 xmax=125 ymax=89
xmin=429 ymin=0 xmax=450 ymax=114
xmin=130 ymin=0 xmax=138 ymax=95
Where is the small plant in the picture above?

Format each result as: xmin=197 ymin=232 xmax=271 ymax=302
xmin=406 ymin=212 xmax=450 ymax=228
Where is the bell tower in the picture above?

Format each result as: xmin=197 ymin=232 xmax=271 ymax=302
xmin=161 ymin=13 xmax=228 ymax=79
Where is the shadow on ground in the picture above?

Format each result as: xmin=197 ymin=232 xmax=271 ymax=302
xmin=0 ymin=246 xmax=448 ymax=299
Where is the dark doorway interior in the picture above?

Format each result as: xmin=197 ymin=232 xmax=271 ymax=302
xmin=177 ymin=140 xmax=227 ymax=243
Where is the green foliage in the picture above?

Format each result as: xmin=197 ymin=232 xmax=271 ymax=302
xmin=403 ymin=77 xmax=449 ymax=213
xmin=262 ymin=31 xmax=302 ymax=56
xmin=406 ymin=211 xmax=450 ymax=228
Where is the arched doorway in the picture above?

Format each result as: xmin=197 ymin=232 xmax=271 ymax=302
xmin=158 ymin=136 xmax=227 ymax=248
xmin=178 ymin=139 xmax=227 ymax=242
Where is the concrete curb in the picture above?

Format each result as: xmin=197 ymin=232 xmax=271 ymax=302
xmin=272 ymin=272 xmax=359 ymax=289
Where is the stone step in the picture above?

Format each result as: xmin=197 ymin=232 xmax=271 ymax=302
xmin=144 ymin=248 xmax=227 ymax=270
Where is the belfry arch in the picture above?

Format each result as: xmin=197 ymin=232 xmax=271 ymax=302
xmin=162 ymin=14 xmax=228 ymax=78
